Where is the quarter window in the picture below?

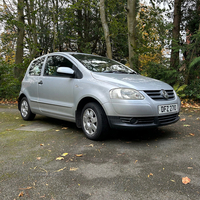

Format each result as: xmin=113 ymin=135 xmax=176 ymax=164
xmin=44 ymin=55 xmax=73 ymax=76
xmin=29 ymin=57 xmax=45 ymax=76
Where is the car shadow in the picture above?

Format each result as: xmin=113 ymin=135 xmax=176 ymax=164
xmin=33 ymin=115 xmax=175 ymax=143
xmin=34 ymin=115 xmax=78 ymax=129
xmin=107 ymin=127 xmax=175 ymax=143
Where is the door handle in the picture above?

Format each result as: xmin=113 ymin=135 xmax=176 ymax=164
xmin=38 ymin=80 xmax=43 ymax=85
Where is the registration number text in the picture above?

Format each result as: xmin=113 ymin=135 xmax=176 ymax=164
xmin=158 ymin=104 xmax=177 ymax=114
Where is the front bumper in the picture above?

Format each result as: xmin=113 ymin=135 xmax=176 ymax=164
xmin=107 ymin=113 xmax=180 ymax=129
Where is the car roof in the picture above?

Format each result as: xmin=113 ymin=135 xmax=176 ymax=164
xmin=31 ymin=52 xmax=105 ymax=64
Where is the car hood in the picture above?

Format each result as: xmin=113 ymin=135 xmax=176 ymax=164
xmin=91 ymin=73 xmax=173 ymax=91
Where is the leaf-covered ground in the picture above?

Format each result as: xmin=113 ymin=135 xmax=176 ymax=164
xmin=0 ymin=105 xmax=200 ymax=199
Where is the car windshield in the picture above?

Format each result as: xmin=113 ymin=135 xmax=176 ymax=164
xmin=71 ymin=54 xmax=136 ymax=74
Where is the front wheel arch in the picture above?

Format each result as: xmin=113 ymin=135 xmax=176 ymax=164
xmin=75 ymin=97 xmax=108 ymax=128
xmin=81 ymin=102 xmax=109 ymax=140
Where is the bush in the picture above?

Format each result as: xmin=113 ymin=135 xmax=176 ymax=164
xmin=184 ymin=78 xmax=200 ymax=100
xmin=0 ymin=60 xmax=21 ymax=99
xmin=142 ymin=62 xmax=181 ymax=86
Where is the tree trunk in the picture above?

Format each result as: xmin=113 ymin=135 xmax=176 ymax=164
xmin=170 ymin=0 xmax=181 ymax=70
xmin=52 ymin=0 xmax=56 ymax=52
xmin=99 ymin=0 xmax=112 ymax=59
xmin=25 ymin=0 xmax=38 ymax=59
xmin=127 ymin=0 xmax=137 ymax=69
xmin=14 ymin=0 xmax=24 ymax=78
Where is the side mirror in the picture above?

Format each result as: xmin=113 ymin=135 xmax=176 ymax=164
xmin=57 ymin=67 xmax=74 ymax=75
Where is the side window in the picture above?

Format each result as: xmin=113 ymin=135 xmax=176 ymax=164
xmin=29 ymin=57 xmax=45 ymax=76
xmin=44 ymin=55 xmax=73 ymax=76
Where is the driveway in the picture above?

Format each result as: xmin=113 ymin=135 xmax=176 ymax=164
xmin=0 ymin=104 xmax=200 ymax=200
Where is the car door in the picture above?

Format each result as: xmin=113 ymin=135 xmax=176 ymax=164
xmin=25 ymin=57 xmax=45 ymax=113
xmin=38 ymin=54 xmax=77 ymax=120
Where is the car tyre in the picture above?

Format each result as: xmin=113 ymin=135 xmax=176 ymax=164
xmin=81 ymin=102 xmax=109 ymax=140
xmin=20 ymin=97 xmax=36 ymax=121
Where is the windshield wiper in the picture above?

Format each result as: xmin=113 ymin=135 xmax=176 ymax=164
xmin=103 ymin=70 xmax=136 ymax=74
xmin=103 ymin=70 xmax=129 ymax=74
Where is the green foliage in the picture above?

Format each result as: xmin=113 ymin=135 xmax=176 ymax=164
xmin=142 ymin=61 xmax=180 ymax=86
xmin=184 ymin=78 xmax=200 ymax=100
xmin=173 ymin=82 xmax=187 ymax=98
xmin=0 ymin=60 xmax=21 ymax=99
xmin=0 ymin=0 xmax=200 ymax=102
xmin=189 ymin=56 xmax=200 ymax=70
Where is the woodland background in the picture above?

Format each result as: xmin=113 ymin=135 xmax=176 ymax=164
xmin=0 ymin=0 xmax=200 ymax=100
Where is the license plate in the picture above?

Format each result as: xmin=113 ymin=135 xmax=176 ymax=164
xmin=158 ymin=104 xmax=178 ymax=114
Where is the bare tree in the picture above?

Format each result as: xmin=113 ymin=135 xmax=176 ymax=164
xmin=99 ymin=0 xmax=112 ymax=59
xmin=127 ymin=0 xmax=137 ymax=69
xmin=170 ymin=0 xmax=182 ymax=70
xmin=14 ymin=0 xmax=24 ymax=78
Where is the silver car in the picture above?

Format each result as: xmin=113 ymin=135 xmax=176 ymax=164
xmin=18 ymin=52 xmax=181 ymax=140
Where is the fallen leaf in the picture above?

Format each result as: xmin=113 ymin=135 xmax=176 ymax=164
xmin=187 ymin=167 xmax=193 ymax=169
xmin=180 ymin=118 xmax=186 ymax=121
xmin=171 ymin=180 xmax=175 ymax=182
xmin=40 ymin=144 xmax=44 ymax=146
xmin=182 ymin=177 xmax=191 ymax=184
xmin=18 ymin=191 xmax=24 ymax=197
xmin=75 ymin=154 xmax=83 ymax=157
xmin=88 ymin=144 xmax=94 ymax=147
xmin=56 ymin=157 xmax=64 ymax=161
xmin=56 ymin=167 xmax=67 ymax=172
xmin=55 ymin=130 xmax=60 ymax=132
xmin=183 ymin=125 xmax=190 ymax=127
xmin=19 ymin=187 xmax=32 ymax=190
xmin=16 ymin=117 xmax=19 ymax=119
xmin=61 ymin=153 xmax=68 ymax=157
xmin=70 ymin=167 xmax=78 ymax=171
xmin=62 ymin=127 xmax=68 ymax=130
xmin=37 ymin=157 xmax=41 ymax=160
xmin=20 ymin=124 xmax=25 ymax=127
xmin=148 ymin=173 xmax=153 ymax=177
xmin=189 ymin=133 xmax=195 ymax=136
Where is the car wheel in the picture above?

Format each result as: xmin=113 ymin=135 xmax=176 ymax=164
xmin=20 ymin=97 xmax=36 ymax=121
xmin=81 ymin=102 xmax=108 ymax=140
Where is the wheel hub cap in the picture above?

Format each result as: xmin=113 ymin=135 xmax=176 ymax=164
xmin=21 ymin=100 xmax=28 ymax=117
xmin=83 ymin=108 xmax=97 ymax=135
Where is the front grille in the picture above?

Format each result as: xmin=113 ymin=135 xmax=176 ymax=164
xmin=136 ymin=117 xmax=155 ymax=124
xmin=120 ymin=117 xmax=154 ymax=124
xmin=120 ymin=117 xmax=132 ymax=123
xmin=144 ymin=90 xmax=175 ymax=101
xmin=158 ymin=113 xmax=179 ymax=125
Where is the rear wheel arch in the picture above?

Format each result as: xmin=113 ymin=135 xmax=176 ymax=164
xmin=18 ymin=94 xmax=26 ymax=110
xmin=19 ymin=96 xmax=36 ymax=121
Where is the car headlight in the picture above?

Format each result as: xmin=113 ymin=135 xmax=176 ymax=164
xmin=110 ymin=88 xmax=145 ymax=100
